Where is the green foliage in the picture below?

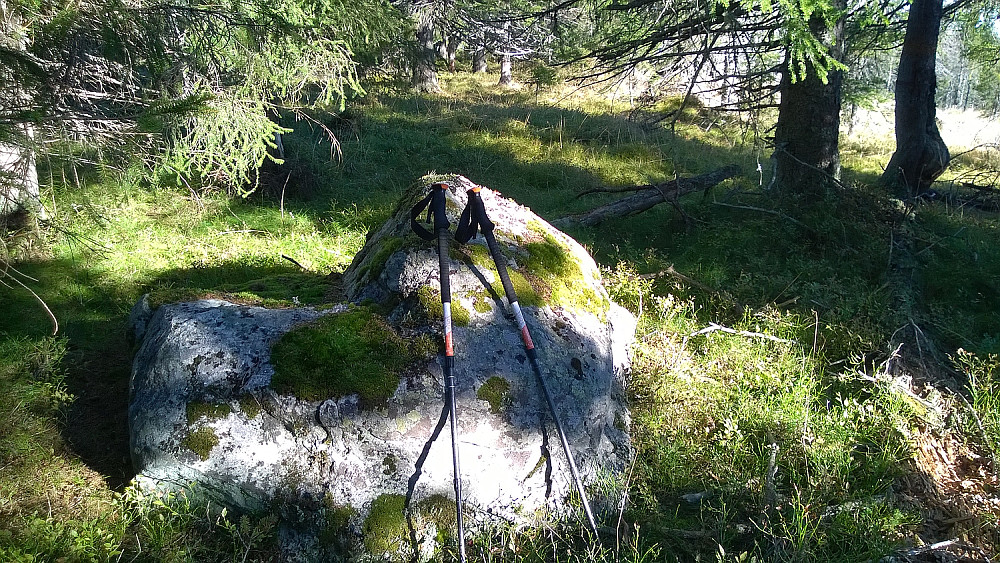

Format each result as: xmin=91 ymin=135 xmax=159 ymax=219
xmin=270 ymin=308 xmax=431 ymax=405
xmin=5 ymin=71 xmax=1000 ymax=561
xmin=627 ymin=296 xmax=915 ymax=560
xmin=160 ymin=97 xmax=291 ymax=196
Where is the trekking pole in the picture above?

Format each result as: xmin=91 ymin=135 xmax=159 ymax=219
xmin=410 ymin=182 xmax=467 ymax=562
xmin=456 ymin=186 xmax=600 ymax=537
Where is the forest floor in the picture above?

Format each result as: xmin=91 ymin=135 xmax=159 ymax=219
xmin=1 ymin=71 xmax=998 ymax=562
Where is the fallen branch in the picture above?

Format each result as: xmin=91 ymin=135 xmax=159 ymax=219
xmin=689 ymin=322 xmax=796 ymax=345
xmin=0 ymin=263 xmax=58 ymax=335
xmin=281 ymin=254 xmax=307 ymax=270
xmin=555 ymin=165 xmax=741 ymax=227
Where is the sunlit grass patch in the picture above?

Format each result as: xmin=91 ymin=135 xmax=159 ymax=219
xmin=624 ymin=294 xmax=916 ymax=560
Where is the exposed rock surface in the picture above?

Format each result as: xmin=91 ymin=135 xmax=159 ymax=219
xmin=128 ymin=174 xmax=634 ymax=561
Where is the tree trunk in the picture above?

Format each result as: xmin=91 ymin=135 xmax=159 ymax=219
xmin=446 ymin=35 xmax=460 ymax=72
xmin=498 ymin=54 xmax=513 ymax=87
xmin=1 ymin=1 xmax=43 ymax=226
xmin=473 ymin=48 xmax=488 ymax=73
xmin=0 ymin=126 xmax=42 ymax=226
xmin=881 ymin=0 xmax=949 ymax=196
xmin=411 ymin=7 xmax=440 ymax=93
xmin=771 ymin=0 xmax=846 ymax=196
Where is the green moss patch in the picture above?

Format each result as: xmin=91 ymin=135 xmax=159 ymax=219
xmin=477 ymin=376 xmax=512 ymax=414
xmin=183 ymin=427 xmax=219 ymax=461
xmin=416 ymin=494 xmax=458 ymax=545
xmin=471 ymin=292 xmax=493 ymax=313
xmin=319 ymin=500 xmax=358 ymax=552
xmin=238 ymin=394 xmax=262 ymax=419
xmin=417 ymin=286 xmax=471 ymax=326
xmin=148 ymin=273 xmax=331 ymax=309
xmin=356 ymin=236 xmax=407 ymax=284
xmin=270 ymin=308 xmax=432 ymax=406
xmin=362 ymin=494 xmax=408 ymax=558
xmin=186 ymin=401 xmax=232 ymax=424
xmin=520 ymin=226 xmax=607 ymax=317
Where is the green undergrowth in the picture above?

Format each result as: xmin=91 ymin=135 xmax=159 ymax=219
xmin=2 ymin=69 xmax=999 ymax=561
xmin=913 ymin=205 xmax=1000 ymax=354
xmin=607 ymin=268 xmax=919 ymax=561
xmin=270 ymin=307 xmax=434 ymax=405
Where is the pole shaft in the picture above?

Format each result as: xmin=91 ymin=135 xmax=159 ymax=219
xmin=472 ymin=190 xmax=599 ymax=536
xmin=434 ymin=186 xmax=466 ymax=562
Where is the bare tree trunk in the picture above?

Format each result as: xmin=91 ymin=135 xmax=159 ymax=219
xmin=446 ymin=35 xmax=460 ymax=72
xmin=473 ymin=48 xmax=488 ymax=73
xmin=771 ymin=0 xmax=846 ymax=196
xmin=498 ymin=54 xmax=513 ymax=86
xmin=1 ymin=0 xmax=43 ymax=225
xmin=881 ymin=0 xmax=949 ymax=196
xmin=411 ymin=6 xmax=441 ymax=93
xmin=0 ymin=125 xmax=42 ymax=224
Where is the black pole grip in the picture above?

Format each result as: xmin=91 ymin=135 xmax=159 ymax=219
xmin=431 ymin=183 xmax=450 ymax=233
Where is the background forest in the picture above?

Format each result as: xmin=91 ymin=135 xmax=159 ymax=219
xmin=1 ymin=0 xmax=999 ymax=561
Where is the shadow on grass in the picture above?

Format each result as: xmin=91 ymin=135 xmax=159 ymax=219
xmin=272 ymin=88 xmax=753 ymax=225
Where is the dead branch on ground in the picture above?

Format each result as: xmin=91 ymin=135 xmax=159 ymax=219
xmin=555 ymin=165 xmax=741 ymax=227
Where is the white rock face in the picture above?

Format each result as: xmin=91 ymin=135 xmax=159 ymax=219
xmin=128 ymin=175 xmax=634 ymax=561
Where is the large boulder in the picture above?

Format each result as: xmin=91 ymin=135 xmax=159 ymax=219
xmin=128 ymin=174 xmax=635 ymax=561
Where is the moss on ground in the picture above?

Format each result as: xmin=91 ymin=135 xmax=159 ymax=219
xmin=362 ymin=494 xmax=408 ymax=559
xmin=270 ymin=307 xmax=433 ymax=406
xmin=477 ymin=376 xmax=512 ymax=414
xmin=147 ymin=273 xmax=330 ymax=309
xmin=183 ymin=427 xmax=219 ymax=461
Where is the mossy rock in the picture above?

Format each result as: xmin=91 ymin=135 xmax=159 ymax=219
xmin=417 ymin=285 xmax=471 ymax=326
xmin=270 ymin=307 xmax=433 ymax=406
xmin=416 ymin=494 xmax=458 ymax=546
xmin=354 ymin=236 xmax=408 ymax=286
xmin=147 ymin=273 xmax=332 ymax=310
xmin=520 ymin=222 xmax=608 ymax=317
xmin=319 ymin=500 xmax=358 ymax=553
xmin=238 ymin=394 xmax=263 ymax=419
